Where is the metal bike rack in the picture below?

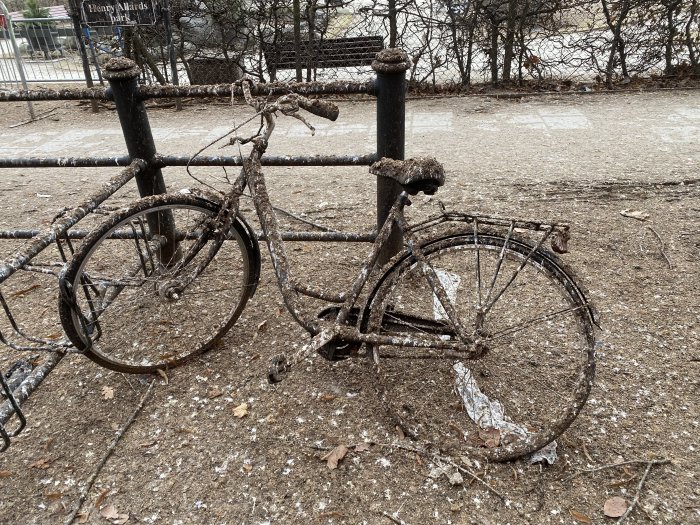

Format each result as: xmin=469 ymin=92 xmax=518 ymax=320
xmin=0 ymin=50 xmax=410 ymax=451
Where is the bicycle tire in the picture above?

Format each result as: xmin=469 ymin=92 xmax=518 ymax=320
xmin=59 ymin=194 xmax=259 ymax=374
xmin=365 ymin=232 xmax=596 ymax=461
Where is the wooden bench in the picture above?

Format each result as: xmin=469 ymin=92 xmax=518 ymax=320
xmin=264 ymin=36 xmax=384 ymax=74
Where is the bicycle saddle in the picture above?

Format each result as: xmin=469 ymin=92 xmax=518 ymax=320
xmin=370 ymin=157 xmax=445 ymax=195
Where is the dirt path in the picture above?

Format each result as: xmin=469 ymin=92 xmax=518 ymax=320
xmin=0 ymin=90 xmax=698 ymax=524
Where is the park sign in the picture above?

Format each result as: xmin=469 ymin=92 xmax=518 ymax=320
xmin=81 ymin=0 xmax=160 ymax=26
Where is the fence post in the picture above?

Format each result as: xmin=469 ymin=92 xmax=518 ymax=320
xmin=104 ymin=58 xmax=178 ymax=261
xmin=372 ymin=49 xmax=410 ymax=265
xmin=104 ymin=58 xmax=167 ymax=198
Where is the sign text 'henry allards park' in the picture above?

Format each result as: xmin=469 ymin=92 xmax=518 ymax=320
xmin=81 ymin=0 xmax=160 ymax=26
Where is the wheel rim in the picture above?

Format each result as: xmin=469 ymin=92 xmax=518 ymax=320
xmin=61 ymin=199 xmax=254 ymax=373
xmin=367 ymin=234 xmax=595 ymax=461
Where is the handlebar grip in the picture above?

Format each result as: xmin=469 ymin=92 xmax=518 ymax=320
xmin=298 ymin=97 xmax=340 ymax=121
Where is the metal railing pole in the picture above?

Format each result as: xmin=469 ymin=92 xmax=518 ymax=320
xmin=104 ymin=58 xmax=178 ymax=262
xmin=372 ymin=49 xmax=410 ymax=265
xmin=104 ymin=58 xmax=167 ymax=198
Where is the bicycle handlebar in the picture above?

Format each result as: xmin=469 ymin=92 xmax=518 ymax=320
xmin=297 ymin=97 xmax=339 ymax=122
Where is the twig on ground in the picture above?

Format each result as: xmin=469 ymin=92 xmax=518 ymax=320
xmin=64 ymin=380 xmax=156 ymax=525
xmin=382 ymin=511 xmax=409 ymax=525
xmin=9 ymin=107 xmax=59 ymax=128
xmin=615 ymin=460 xmax=663 ymax=524
xmin=646 ymin=226 xmax=673 ymax=269
xmin=563 ymin=458 xmax=671 ymax=483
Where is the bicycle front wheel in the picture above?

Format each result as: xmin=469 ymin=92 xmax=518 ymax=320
xmin=59 ymin=194 xmax=259 ymax=374
xmin=366 ymin=232 xmax=596 ymax=461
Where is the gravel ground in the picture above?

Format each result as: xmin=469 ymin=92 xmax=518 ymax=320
xmin=0 ymin=88 xmax=699 ymax=524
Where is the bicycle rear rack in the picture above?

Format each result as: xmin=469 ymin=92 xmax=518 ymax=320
xmin=0 ymin=51 xmax=411 ymax=451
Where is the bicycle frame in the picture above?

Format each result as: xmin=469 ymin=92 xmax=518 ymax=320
xmin=190 ymin=93 xmax=479 ymax=355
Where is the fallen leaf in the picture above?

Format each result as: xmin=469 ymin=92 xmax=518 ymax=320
xmin=257 ymin=320 xmax=268 ymax=332
xmin=94 ymin=488 xmax=109 ymax=509
xmin=101 ymin=386 xmax=114 ymax=400
xmin=569 ymin=509 xmax=593 ymax=523
xmin=232 ymin=403 xmax=249 ymax=418
xmin=0 ymin=470 xmax=12 ymax=478
xmin=100 ymin=505 xmax=119 ymax=520
xmin=355 ymin=443 xmax=370 ymax=453
xmin=76 ymin=510 xmax=90 ymax=523
xmin=319 ymin=393 xmax=337 ymax=402
xmin=322 ymin=445 xmax=348 ymax=469
xmin=156 ymin=369 xmax=169 ymax=384
xmin=43 ymin=437 xmax=55 ymax=452
xmin=603 ymin=496 xmax=628 ymax=518
xmin=207 ymin=388 xmax=223 ymax=399
xmin=29 ymin=458 xmax=52 ymax=469
xmin=242 ymin=463 xmax=253 ymax=472
xmin=43 ymin=491 xmax=63 ymax=500
xmin=114 ymin=513 xmax=129 ymax=525
xmin=395 ymin=425 xmax=406 ymax=440
xmin=620 ymin=209 xmax=649 ymax=221
xmin=100 ymin=504 xmax=129 ymax=524
xmin=479 ymin=427 xmax=501 ymax=448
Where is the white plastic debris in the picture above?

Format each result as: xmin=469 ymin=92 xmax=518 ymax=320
xmin=432 ymin=269 xmax=461 ymax=321
xmin=453 ymin=362 xmax=558 ymax=464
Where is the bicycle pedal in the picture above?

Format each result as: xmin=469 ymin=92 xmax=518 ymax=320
xmin=267 ymin=354 xmax=289 ymax=384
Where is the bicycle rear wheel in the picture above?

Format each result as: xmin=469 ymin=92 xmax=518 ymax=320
xmin=59 ymin=194 xmax=259 ymax=374
xmin=366 ymin=232 xmax=596 ymax=461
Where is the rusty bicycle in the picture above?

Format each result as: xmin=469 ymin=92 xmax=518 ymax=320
xmin=56 ymin=80 xmax=597 ymax=461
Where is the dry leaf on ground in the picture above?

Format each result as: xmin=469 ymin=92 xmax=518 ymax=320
xmin=0 ymin=470 xmax=12 ymax=477
xmin=322 ymin=445 xmax=348 ymax=469
xmin=207 ymin=388 xmax=223 ymax=399
xmin=355 ymin=443 xmax=370 ymax=453
xmin=479 ymin=427 xmax=501 ymax=448
xmin=101 ymin=386 xmax=114 ymax=400
xmin=603 ymin=496 xmax=628 ymax=518
xmin=232 ymin=403 xmax=249 ymax=418
xmin=569 ymin=509 xmax=593 ymax=523
xmin=28 ymin=458 xmax=51 ymax=469
xmin=100 ymin=504 xmax=129 ymax=524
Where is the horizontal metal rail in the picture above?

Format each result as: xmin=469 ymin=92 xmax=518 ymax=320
xmin=0 ymin=154 xmax=379 ymax=169
xmin=0 ymin=80 xmax=375 ymax=103
xmin=0 ymin=228 xmax=377 ymax=243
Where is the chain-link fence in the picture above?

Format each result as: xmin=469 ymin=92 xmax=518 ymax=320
xmin=161 ymin=0 xmax=699 ymax=87
xmin=3 ymin=1 xmax=700 ymax=89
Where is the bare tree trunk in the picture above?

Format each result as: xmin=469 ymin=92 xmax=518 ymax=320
xmin=489 ymin=17 xmax=499 ymax=85
xmin=293 ymin=0 xmax=302 ymax=82
xmin=388 ymin=0 xmax=398 ymax=47
xmin=686 ymin=0 xmax=699 ymax=69
xmin=601 ymin=0 xmax=631 ymax=87
xmin=502 ymin=0 xmax=519 ymax=82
